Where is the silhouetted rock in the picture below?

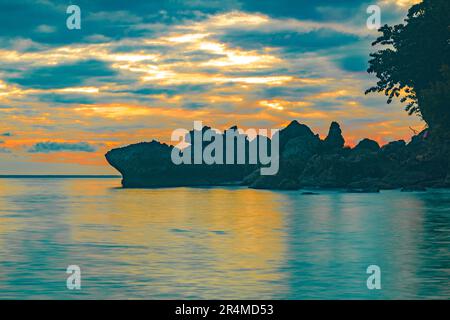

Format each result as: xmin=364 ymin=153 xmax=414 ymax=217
xmin=443 ymin=174 xmax=450 ymax=188
xmin=382 ymin=140 xmax=406 ymax=153
xmin=323 ymin=121 xmax=345 ymax=151
xmin=106 ymin=130 xmax=254 ymax=187
xmin=105 ymin=120 xmax=450 ymax=191
xmin=401 ymin=186 xmax=427 ymax=192
xmin=345 ymin=187 xmax=380 ymax=193
xmin=246 ymin=121 xmax=319 ymax=190
xmin=353 ymin=138 xmax=380 ymax=153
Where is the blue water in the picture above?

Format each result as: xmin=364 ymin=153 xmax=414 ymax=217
xmin=0 ymin=177 xmax=449 ymax=299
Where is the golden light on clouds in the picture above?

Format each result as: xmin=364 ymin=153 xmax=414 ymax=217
xmin=58 ymin=87 xmax=100 ymax=94
xmin=0 ymin=7 xmax=425 ymax=173
xmin=208 ymin=96 xmax=243 ymax=103
xmin=197 ymin=40 xmax=281 ymax=68
xmin=381 ymin=0 xmax=422 ymax=7
xmin=202 ymin=51 xmax=279 ymax=68
xmin=225 ymin=76 xmax=293 ymax=85
xmin=142 ymin=72 xmax=293 ymax=85
xmin=307 ymin=89 xmax=353 ymax=100
xmin=166 ymin=33 xmax=210 ymax=43
xmin=112 ymin=53 xmax=158 ymax=62
xmin=259 ymin=100 xmax=284 ymax=111
xmin=74 ymin=105 xmax=154 ymax=119
xmin=200 ymin=11 xmax=269 ymax=28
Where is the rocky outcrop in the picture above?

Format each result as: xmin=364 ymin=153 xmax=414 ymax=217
xmin=323 ymin=121 xmax=345 ymax=150
xmin=353 ymin=138 xmax=380 ymax=153
xmin=106 ymin=133 xmax=254 ymax=188
xmin=105 ymin=120 xmax=450 ymax=190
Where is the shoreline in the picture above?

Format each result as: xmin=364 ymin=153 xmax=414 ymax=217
xmin=0 ymin=175 xmax=121 ymax=179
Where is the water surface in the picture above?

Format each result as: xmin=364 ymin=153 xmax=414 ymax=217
xmin=0 ymin=178 xmax=449 ymax=299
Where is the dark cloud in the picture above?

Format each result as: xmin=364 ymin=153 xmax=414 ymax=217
xmin=336 ymin=54 xmax=369 ymax=72
xmin=1 ymin=132 xmax=12 ymax=136
xmin=240 ymin=0 xmax=371 ymax=21
xmin=223 ymin=68 xmax=291 ymax=77
xmin=183 ymin=102 xmax=207 ymax=109
xmin=0 ymin=0 xmax=237 ymax=47
xmin=220 ymin=29 xmax=361 ymax=53
xmin=256 ymin=85 xmax=327 ymax=100
xmin=130 ymin=84 xmax=212 ymax=97
xmin=28 ymin=141 xmax=98 ymax=153
xmin=0 ymin=0 xmax=61 ymax=39
xmin=7 ymin=60 xmax=116 ymax=89
xmin=37 ymin=93 xmax=96 ymax=105
xmin=0 ymin=147 xmax=11 ymax=153
xmin=0 ymin=0 xmax=407 ymax=50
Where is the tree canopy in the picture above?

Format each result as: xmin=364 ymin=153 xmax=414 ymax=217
xmin=366 ymin=0 xmax=450 ymax=133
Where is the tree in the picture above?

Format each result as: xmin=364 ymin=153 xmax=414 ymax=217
xmin=366 ymin=0 xmax=450 ymax=134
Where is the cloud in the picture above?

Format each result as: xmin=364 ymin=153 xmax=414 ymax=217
xmin=130 ymin=84 xmax=212 ymax=97
xmin=183 ymin=102 xmax=207 ymax=109
xmin=381 ymin=0 xmax=422 ymax=7
xmin=7 ymin=60 xmax=117 ymax=89
xmin=220 ymin=29 xmax=361 ymax=53
xmin=28 ymin=142 xmax=98 ymax=153
xmin=0 ymin=0 xmax=238 ymax=48
xmin=240 ymin=0 xmax=369 ymax=21
xmin=35 ymin=24 xmax=56 ymax=34
xmin=0 ymin=1 xmax=424 ymax=173
xmin=0 ymin=147 xmax=11 ymax=153
xmin=336 ymin=54 xmax=369 ymax=72
xmin=37 ymin=93 xmax=96 ymax=105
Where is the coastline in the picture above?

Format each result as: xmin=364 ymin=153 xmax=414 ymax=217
xmin=105 ymin=120 xmax=450 ymax=191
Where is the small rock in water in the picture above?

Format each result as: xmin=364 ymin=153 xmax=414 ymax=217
xmin=401 ymin=186 xmax=427 ymax=192
xmin=345 ymin=188 xmax=380 ymax=193
xmin=301 ymin=191 xmax=320 ymax=195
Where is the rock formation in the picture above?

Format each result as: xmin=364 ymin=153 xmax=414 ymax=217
xmin=106 ymin=120 xmax=450 ymax=191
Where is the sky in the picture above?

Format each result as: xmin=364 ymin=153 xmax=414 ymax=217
xmin=0 ymin=0 xmax=423 ymax=174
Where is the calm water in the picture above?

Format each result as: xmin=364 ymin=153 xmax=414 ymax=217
xmin=0 ymin=178 xmax=449 ymax=299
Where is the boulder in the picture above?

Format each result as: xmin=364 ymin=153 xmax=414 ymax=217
xmin=353 ymin=138 xmax=380 ymax=153
xmin=323 ymin=121 xmax=345 ymax=151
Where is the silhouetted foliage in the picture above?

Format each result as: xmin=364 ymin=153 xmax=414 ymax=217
xmin=366 ymin=0 xmax=450 ymax=132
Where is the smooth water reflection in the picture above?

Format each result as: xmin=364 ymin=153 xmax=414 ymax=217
xmin=0 ymin=178 xmax=448 ymax=299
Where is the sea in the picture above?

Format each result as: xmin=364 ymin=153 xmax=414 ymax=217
xmin=0 ymin=177 xmax=449 ymax=299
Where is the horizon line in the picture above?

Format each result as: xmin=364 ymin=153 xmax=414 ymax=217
xmin=0 ymin=175 xmax=121 ymax=178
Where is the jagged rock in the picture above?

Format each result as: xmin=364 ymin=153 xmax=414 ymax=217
xmin=382 ymin=140 xmax=406 ymax=153
xmin=298 ymin=154 xmax=352 ymax=188
xmin=105 ymin=120 xmax=450 ymax=190
xmin=282 ymin=135 xmax=321 ymax=161
xmin=106 ymin=132 xmax=253 ymax=187
xmin=249 ymin=175 xmax=283 ymax=189
xmin=323 ymin=121 xmax=345 ymax=150
xmin=241 ymin=169 xmax=260 ymax=186
xmin=445 ymin=173 xmax=450 ymax=186
xmin=353 ymin=138 xmax=380 ymax=153
xmin=278 ymin=178 xmax=301 ymax=190
xmin=381 ymin=140 xmax=408 ymax=162
xmin=245 ymin=121 xmax=319 ymax=189
xmin=279 ymin=120 xmax=318 ymax=152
